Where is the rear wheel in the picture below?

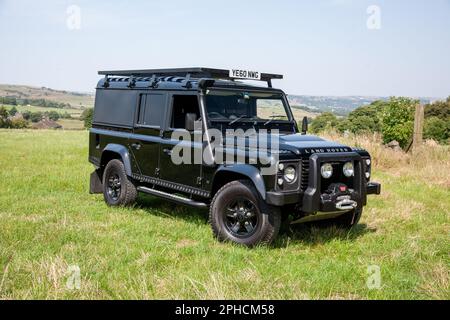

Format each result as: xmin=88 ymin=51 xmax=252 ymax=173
xmin=209 ymin=180 xmax=281 ymax=247
xmin=102 ymin=159 xmax=137 ymax=206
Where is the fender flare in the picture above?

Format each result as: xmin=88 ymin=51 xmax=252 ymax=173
xmin=213 ymin=164 xmax=267 ymax=200
xmin=101 ymin=144 xmax=133 ymax=176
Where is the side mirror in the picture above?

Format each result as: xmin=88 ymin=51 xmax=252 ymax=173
xmin=185 ymin=113 xmax=197 ymax=131
xmin=301 ymin=116 xmax=308 ymax=135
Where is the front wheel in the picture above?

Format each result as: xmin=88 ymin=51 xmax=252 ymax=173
xmin=102 ymin=159 xmax=137 ymax=206
xmin=209 ymin=180 xmax=281 ymax=247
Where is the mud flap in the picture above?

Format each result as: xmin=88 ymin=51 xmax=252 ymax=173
xmin=90 ymin=169 xmax=103 ymax=194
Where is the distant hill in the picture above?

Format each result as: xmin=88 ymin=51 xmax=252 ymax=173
xmin=287 ymin=95 xmax=434 ymax=116
xmin=0 ymin=84 xmax=94 ymax=109
xmin=0 ymin=84 xmax=437 ymax=118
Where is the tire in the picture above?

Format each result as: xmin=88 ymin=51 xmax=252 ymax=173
xmin=209 ymin=180 xmax=281 ymax=247
xmin=102 ymin=159 xmax=137 ymax=207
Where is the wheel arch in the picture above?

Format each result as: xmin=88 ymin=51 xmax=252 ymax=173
xmin=211 ymin=165 xmax=266 ymax=200
xmin=100 ymin=144 xmax=133 ymax=176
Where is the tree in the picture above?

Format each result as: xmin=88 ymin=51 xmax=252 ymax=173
xmin=45 ymin=111 xmax=60 ymax=121
xmin=9 ymin=118 xmax=29 ymax=129
xmin=310 ymin=112 xmax=338 ymax=133
xmin=425 ymin=98 xmax=450 ymax=120
xmin=381 ymin=97 xmax=417 ymax=149
xmin=424 ymin=117 xmax=449 ymax=144
xmin=0 ymin=106 xmax=8 ymax=119
xmin=423 ymin=97 xmax=450 ymax=144
xmin=81 ymin=108 xmax=94 ymax=129
xmin=9 ymin=106 xmax=18 ymax=117
xmin=22 ymin=111 xmax=31 ymax=121
xmin=0 ymin=106 xmax=9 ymax=128
xmin=345 ymin=101 xmax=385 ymax=134
xmin=30 ymin=112 xmax=43 ymax=123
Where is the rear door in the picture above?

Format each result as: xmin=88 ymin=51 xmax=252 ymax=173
xmin=130 ymin=92 xmax=167 ymax=178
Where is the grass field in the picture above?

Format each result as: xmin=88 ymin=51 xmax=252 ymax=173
xmin=55 ymin=119 xmax=85 ymax=130
xmin=0 ymin=130 xmax=448 ymax=300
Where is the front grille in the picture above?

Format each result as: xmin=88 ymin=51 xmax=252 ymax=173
xmin=301 ymin=158 xmax=310 ymax=191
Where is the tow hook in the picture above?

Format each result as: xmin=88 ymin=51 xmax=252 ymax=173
xmin=336 ymin=195 xmax=357 ymax=211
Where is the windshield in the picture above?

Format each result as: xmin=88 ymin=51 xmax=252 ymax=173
xmin=205 ymin=90 xmax=291 ymax=123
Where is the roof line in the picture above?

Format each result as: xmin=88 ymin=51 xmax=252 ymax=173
xmin=98 ymin=67 xmax=283 ymax=81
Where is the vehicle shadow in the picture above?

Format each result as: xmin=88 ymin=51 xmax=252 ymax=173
xmin=273 ymin=222 xmax=376 ymax=248
xmin=135 ymin=195 xmax=376 ymax=247
xmin=135 ymin=195 xmax=209 ymax=224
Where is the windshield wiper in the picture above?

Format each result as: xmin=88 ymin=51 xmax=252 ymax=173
xmin=228 ymin=115 xmax=254 ymax=125
xmin=263 ymin=115 xmax=288 ymax=126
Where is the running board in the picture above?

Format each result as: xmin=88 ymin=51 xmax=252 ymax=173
xmin=137 ymin=186 xmax=209 ymax=209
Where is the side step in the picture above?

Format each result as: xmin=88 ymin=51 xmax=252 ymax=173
xmin=137 ymin=186 xmax=209 ymax=209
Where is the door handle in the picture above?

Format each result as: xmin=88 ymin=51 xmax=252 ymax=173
xmin=131 ymin=143 xmax=141 ymax=150
xmin=163 ymin=148 xmax=172 ymax=156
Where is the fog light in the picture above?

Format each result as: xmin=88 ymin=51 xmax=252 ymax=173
xmin=343 ymin=162 xmax=354 ymax=177
xmin=366 ymin=172 xmax=371 ymax=179
xmin=278 ymin=163 xmax=285 ymax=171
xmin=321 ymin=163 xmax=333 ymax=179
xmin=366 ymin=159 xmax=371 ymax=166
xmin=277 ymin=178 xmax=284 ymax=186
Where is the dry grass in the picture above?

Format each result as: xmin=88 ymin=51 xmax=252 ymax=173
xmin=322 ymin=131 xmax=450 ymax=189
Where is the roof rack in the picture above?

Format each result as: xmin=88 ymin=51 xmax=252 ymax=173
xmin=98 ymin=67 xmax=283 ymax=88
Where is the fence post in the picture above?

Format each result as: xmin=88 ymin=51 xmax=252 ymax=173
xmin=412 ymin=104 xmax=425 ymax=152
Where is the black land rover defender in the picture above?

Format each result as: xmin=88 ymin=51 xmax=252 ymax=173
xmin=89 ymin=67 xmax=381 ymax=247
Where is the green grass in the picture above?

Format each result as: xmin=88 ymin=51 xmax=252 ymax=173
xmin=0 ymin=130 xmax=448 ymax=299
xmin=56 ymin=119 xmax=85 ymax=130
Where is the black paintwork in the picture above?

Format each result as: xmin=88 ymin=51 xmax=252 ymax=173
xmin=89 ymin=68 xmax=380 ymax=214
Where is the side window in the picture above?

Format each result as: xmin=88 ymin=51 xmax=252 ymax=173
xmin=171 ymin=95 xmax=200 ymax=130
xmin=137 ymin=93 xmax=166 ymax=127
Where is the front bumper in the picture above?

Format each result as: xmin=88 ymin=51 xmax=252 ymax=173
xmin=266 ymin=152 xmax=381 ymax=212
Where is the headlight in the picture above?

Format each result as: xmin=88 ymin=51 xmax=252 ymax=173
xmin=321 ymin=163 xmax=333 ymax=179
xmin=366 ymin=159 xmax=371 ymax=166
xmin=343 ymin=162 xmax=354 ymax=177
xmin=283 ymin=166 xmax=296 ymax=183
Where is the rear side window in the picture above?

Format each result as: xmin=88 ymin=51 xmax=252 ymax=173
xmin=137 ymin=93 xmax=166 ymax=127
xmin=93 ymin=89 xmax=136 ymax=127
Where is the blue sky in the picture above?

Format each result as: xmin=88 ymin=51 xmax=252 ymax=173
xmin=0 ymin=0 xmax=449 ymax=97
